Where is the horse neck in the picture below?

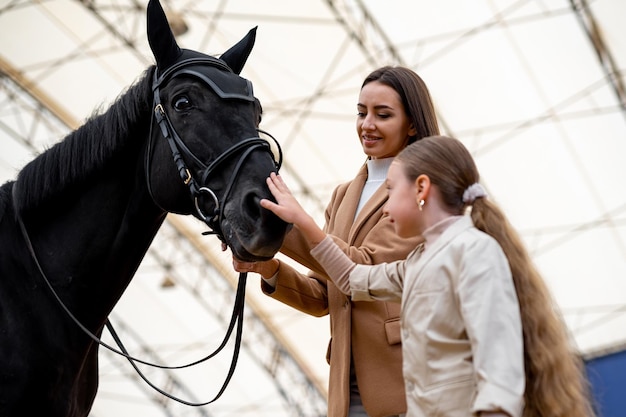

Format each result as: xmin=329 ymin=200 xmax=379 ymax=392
xmin=15 ymin=67 xmax=168 ymax=322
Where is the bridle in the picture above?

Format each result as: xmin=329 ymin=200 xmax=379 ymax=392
xmin=14 ymin=57 xmax=284 ymax=407
xmin=134 ymin=57 xmax=285 ymax=404
xmin=147 ymin=56 xmax=283 ymax=243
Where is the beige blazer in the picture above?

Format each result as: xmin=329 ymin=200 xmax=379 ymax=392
xmin=262 ymin=163 xmax=423 ymax=417
xmin=349 ymin=216 xmax=525 ymax=417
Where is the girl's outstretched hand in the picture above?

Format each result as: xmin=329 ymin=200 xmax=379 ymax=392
xmin=261 ymin=173 xmax=326 ymax=246
xmin=260 ymin=173 xmax=308 ymax=226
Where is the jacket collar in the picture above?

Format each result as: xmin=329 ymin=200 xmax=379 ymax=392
xmin=421 ymin=215 xmax=472 ymax=257
xmin=403 ymin=216 xmax=474 ymax=293
xmin=409 ymin=215 xmax=474 ymax=269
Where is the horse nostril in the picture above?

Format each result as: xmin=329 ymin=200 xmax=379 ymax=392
xmin=244 ymin=192 xmax=261 ymax=218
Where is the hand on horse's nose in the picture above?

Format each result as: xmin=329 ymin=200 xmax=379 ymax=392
xmin=234 ymin=260 xmax=252 ymax=271
xmin=232 ymin=257 xmax=280 ymax=278
xmin=232 ymin=258 xmax=256 ymax=272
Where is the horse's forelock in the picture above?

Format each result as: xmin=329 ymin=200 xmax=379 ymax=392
xmin=14 ymin=67 xmax=156 ymax=214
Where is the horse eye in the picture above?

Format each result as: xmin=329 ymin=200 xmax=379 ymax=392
xmin=173 ymin=96 xmax=192 ymax=112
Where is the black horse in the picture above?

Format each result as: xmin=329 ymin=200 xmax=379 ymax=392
xmin=0 ymin=1 xmax=289 ymax=416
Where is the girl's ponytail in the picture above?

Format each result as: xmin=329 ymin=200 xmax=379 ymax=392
xmin=471 ymin=198 xmax=595 ymax=417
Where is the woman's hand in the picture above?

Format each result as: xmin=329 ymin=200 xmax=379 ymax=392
xmin=232 ymin=258 xmax=279 ymax=279
xmin=261 ymin=173 xmax=327 ymax=246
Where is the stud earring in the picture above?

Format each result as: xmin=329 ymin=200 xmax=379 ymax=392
xmin=418 ymin=199 xmax=425 ymax=211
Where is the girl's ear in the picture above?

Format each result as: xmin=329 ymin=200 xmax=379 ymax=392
xmin=408 ymin=123 xmax=417 ymax=138
xmin=415 ymin=174 xmax=431 ymax=199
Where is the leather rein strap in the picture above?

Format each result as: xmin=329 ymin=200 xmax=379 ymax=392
xmin=106 ymin=273 xmax=248 ymax=406
xmin=14 ymin=179 xmax=249 ymax=405
xmin=14 ymin=58 xmax=283 ymax=407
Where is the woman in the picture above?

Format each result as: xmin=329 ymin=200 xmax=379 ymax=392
xmin=258 ymin=135 xmax=596 ymax=417
xmin=234 ymin=66 xmax=439 ymax=417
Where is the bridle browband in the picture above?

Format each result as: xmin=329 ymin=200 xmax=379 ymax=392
xmin=148 ymin=56 xmax=283 ymax=243
xmin=14 ymin=56 xmax=284 ymax=407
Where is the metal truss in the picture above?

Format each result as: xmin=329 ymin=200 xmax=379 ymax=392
xmin=8 ymin=0 xmax=624 ymax=413
xmin=323 ymin=0 xmax=454 ymax=134
xmin=570 ymin=0 xmax=626 ymax=118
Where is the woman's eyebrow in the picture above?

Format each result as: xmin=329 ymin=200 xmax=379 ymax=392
xmin=357 ymin=103 xmax=394 ymax=110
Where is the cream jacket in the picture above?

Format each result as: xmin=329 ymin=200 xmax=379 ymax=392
xmin=262 ymin=163 xmax=423 ymax=417
xmin=312 ymin=215 xmax=525 ymax=417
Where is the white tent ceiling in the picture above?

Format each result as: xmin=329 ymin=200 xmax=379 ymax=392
xmin=1 ymin=0 xmax=625 ymax=415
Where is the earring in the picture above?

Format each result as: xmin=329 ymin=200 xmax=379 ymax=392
xmin=418 ymin=199 xmax=425 ymax=211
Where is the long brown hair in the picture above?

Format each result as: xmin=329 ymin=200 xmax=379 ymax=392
xmin=396 ymin=135 xmax=596 ymax=417
xmin=362 ymin=66 xmax=440 ymax=143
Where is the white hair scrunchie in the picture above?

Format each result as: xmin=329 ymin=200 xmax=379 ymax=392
xmin=463 ymin=183 xmax=487 ymax=204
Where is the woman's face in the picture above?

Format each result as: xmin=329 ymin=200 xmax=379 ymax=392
xmin=356 ymin=81 xmax=416 ymax=159
xmin=384 ymin=160 xmax=422 ymax=237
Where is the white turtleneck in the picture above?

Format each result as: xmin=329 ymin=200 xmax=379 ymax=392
xmin=355 ymin=157 xmax=393 ymax=219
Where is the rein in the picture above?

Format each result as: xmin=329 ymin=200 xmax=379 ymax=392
xmin=14 ymin=58 xmax=285 ymax=407
xmin=13 ymin=185 xmax=248 ymax=406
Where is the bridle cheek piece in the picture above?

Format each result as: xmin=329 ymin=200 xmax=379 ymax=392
xmin=148 ymin=57 xmax=283 ymax=242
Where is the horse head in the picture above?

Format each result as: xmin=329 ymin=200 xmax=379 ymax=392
xmin=145 ymin=0 xmax=290 ymax=262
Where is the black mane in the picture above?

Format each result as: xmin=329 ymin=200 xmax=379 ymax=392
xmin=12 ymin=66 xmax=156 ymax=214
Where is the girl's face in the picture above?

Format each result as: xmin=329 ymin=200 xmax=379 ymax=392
xmin=384 ymin=160 xmax=422 ymax=237
xmin=356 ymin=81 xmax=416 ymax=159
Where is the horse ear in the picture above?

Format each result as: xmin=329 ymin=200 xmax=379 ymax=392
xmin=220 ymin=27 xmax=257 ymax=75
xmin=147 ymin=0 xmax=182 ymax=71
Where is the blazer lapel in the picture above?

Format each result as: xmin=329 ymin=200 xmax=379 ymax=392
xmin=333 ymin=164 xmax=367 ymax=242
